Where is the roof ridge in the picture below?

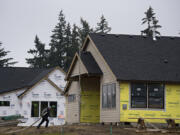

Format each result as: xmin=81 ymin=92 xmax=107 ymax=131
xmin=89 ymin=33 xmax=180 ymax=39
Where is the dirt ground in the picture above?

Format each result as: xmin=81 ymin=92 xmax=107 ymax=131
xmin=0 ymin=124 xmax=180 ymax=135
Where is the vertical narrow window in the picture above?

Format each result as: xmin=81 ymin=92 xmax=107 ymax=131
xmin=148 ymin=83 xmax=164 ymax=109
xmin=102 ymin=85 xmax=108 ymax=108
xmin=31 ymin=101 xmax=39 ymax=117
xmin=50 ymin=102 xmax=57 ymax=117
xmin=107 ymin=84 xmax=112 ymax=108
xmin=131 ymin=83 xmax=147 ymax=108
xmin=40 ymin=101 xmax=48 ymax=116
xmin=112 ymin=84 xmax=116 ymax=108
xmin=102 ymin=83 xmax=116 ymax=109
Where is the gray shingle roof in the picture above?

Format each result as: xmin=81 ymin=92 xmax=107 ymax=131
xmin=0 ymin=67 xmax=53 ymax=94
xmin=89 ymin=33 xmax=180 ymax=82
xmin=80 ymin=51 xmax=102 ymax=75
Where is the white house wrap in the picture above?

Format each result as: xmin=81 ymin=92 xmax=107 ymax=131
xmin=0 ymin=67 xmax=66 ymax=126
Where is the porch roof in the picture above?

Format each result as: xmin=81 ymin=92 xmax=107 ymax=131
xmin=65 ymin=51 xmax=102 ymax=80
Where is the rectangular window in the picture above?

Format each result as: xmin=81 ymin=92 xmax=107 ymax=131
xmin=102 ymin=83 xmax=116 ymax=109
xmin=148 ymin=84 xmax=164 ymax=109
xmin=31 ymin=101 xmax=39 ymax=117
xmin=50 ymin=102 xmax=57 ymax=117
xmin=40 ymin=101 xmax=48 ymax=116
xmin=131 ymin=83 xmax=164 ymax=109
xmin=131 ymin=83 xmax=147 ymax=108
xmin=0 ymin=101 xmax=10 ymax=106
xmin=102 ymin=85 xmax=108 ymax=108
xmin=68 ymin=94 xmax=76 ymax=102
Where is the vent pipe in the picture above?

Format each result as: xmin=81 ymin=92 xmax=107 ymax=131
xmin=152 ymin=27 xmax=156 ymax=41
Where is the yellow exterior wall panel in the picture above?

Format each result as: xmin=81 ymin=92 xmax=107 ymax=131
xmin=80 ymin=90 xmax=100 ymax=123
xmin=80 ymin=77 xmax=100 ymax=123
xmin=120 ymin=82 xmax=180 ymax=123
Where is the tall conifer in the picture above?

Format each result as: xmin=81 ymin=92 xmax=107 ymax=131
xmin=0 ymin=42 xmax=17 ymax=67
xmin=49 ymin=10 xmax=67 ymax=69
xmin=95 ymin=15 xmax=111 ymax=33
xmin=26 ymin=35 xmax=49 ymax=68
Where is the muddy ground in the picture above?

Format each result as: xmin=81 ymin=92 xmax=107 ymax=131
xmin=0 ymin=124 xmax=180 ymax=135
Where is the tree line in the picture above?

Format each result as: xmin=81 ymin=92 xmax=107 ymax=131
xmin=26 ymin=11 xmax=111 ymax=71
xmin=1 ymin=6 xmax=178 ymax=70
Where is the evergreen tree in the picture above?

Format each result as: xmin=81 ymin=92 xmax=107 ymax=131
xmin=71 ymin=24 xmax=80 ymax=54
xmin=78 ymin=18 xmax=93 ymax=46
xmin=0 ymin=42 xmax=17 ymax=67
xmin=26 ymin=35 xmax=49 ymax=68
xmin=63 ymin=23 xmax=72 ymax=71
xmin=95 ymin=15 xmax=111 ymax=33
xmin=152 ymin=17 xmax=162 ymax=36
xmin=141 ymin=6 xmax=161 ymax=37
xmin=49 ymin=10 xmax=67 ymax=69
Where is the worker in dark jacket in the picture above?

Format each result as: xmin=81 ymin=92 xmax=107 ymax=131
xmin=37 ymin=107 xmax=51 ymax=128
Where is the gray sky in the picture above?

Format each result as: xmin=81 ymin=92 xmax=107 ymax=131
xmin=0 ymin=0 xmax=180 ymax=67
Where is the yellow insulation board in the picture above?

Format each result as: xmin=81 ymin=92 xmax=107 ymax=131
xmin=120 ymin=82 xmax=180 ymax=123
xmin=80 ymin=90 xmax=100 ymax=123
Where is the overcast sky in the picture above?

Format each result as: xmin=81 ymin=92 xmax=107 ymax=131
xmin=0 ymin=0 xmax=180 ymax=67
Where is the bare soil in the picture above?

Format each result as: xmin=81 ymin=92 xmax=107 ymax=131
xmin=0 ymin=124 xmax=180 ymax=135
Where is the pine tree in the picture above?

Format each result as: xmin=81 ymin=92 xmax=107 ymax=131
xmin=141 ymin=6 xmax=161 ymax=37
xmin=63 ymin=23 xmax=72 ymax=71
xmin=0 ymin=42 xmax=17 ymax=67
xmin=26 ymin=35 xmax=49 ymax=68
xmin=49 ymin=10 xmax=67 ymax=69
xmin=78 ymin=18 xmax=93 ymax=46
xmin=152 ymin=17 xmax=162 ymax=36
xmin=95 ymin=15 xmax=111 ymax=33
xmin=71 ymin=24 xmax=80 ymax=54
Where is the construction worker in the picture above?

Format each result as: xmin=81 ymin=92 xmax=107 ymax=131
xmin=37 ymin=106 xmax=51 ymax=129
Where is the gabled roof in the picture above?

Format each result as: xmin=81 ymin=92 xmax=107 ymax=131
xmin=65 ymin=52 xmax=102 ymax=80
xmin=0 ymin=67 xmax=54 ymax=94
xmin=80 ymin=51 xmax=102 ymax=75
xmin=85 ymin=33 xmax=180 ymax=83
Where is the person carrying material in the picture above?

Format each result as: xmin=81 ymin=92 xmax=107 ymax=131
xmin=37 ymin=106 xmax=51 ymax=129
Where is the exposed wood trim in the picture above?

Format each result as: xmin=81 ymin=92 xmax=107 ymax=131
xmin=18 ymin=78 xmax=46 ymax=98
xmin=46 ymin=78 xmax=63 ymax=93
xmin=54 ymin=66 xmax=66 ymax=75
xmin=18 ymin=67 xmax=64 ymax=98
xmin=64 ymin=81 xmax=72 ymax=95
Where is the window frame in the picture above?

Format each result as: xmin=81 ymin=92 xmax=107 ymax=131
xmin=50 ymin=101 xmax=57 ymax=117
xmin=102 ymin=83 xmax=116 ymax=109
xmin=0 ymin=101 xmax=10 ymax=107
xmin=130 ymin=83 xmax=165 ymax=110
xmin=31 ymin=101 xmax=58 ymax=118
xmin=31 ymin=101 xmax=40 ymax=117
